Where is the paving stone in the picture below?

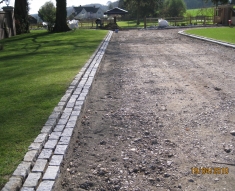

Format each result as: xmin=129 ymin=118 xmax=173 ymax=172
xmin=57 ymin=102 xmax=66 ymax=106
xmin=36 ymin=180 xmax=55 ymax=191
xmin=81 ymin=88 xmax=89 ymax=93
xmin=44 ymin=118 xmax=57 ymax=127
xmin=60 ymin=113 xmax=70 ymax=120
xmin=71 ymin=79 xmax=79 ymax=86
xmin=49 ymin=132 xmax=61 ymax=140
xmin=2 ymin=177 xmax=22 ymax=191
xmin=65 ymin=89 xmax=73 ymax=94
xmin=42 ymin=166 xmax=60 ymax=180
xmin=54 ymin=105 xmax=63 ymax=112
xmin=71 ymin=110 xmax=81 ymax=116
xmin=75 ymin=100 xmax=84 ymax=106
xmin=61 ymin=128 xmax=74 ymax=137
xmin=23 ymin=172 xmax=42 ymax=188
xmin=60 ymin=94 xmax=70 ymax=102
xmin=44 ymin=140 xmax=58 ymax=149
xmin=53 ymin=124 xmax=65 ymax=132
xmin=38 ymin=149 xmax=53 ymax=160
xmin=41 ymin=126 xmax=53 ymax=134
xmin=56 ymin=118 xmax=68 ymax=125
xmin=66 ymin=101 xmax=75 ymax=108
xmin=13 ymin=161 xmax=32 ymax=179
xmin=63 ymin=108 xmax=73 ymax=113
xmin=48 ymin=112 xmax=61 ymax=120
xmin=58 ymin=136 xmax=71 ymax=145
xmin=24 ymin=150 xmax=39 ymax=162
xmin=34 ymin=133 xmax=48 ymax=144
xmin=54 ymin=145 xmax=68 ymax=155
xmin=49 ymin=155 xmax=64 ymax=166
xmin=28 ymin=142 xmax=43 ymax=151
xmin=73 ymin=89 xmax=82 ymax=95
xmin=68 ymin=115 xmax=78 ymax=122
xmin=32 ymin=159 xmax=47 ymax=173
xmin=21 ymin=187 xmax=35 ymax=191
xmin=65 ymin=121 xmax=76 ymax=128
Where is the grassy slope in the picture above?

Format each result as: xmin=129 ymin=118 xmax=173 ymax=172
xmin=0 ymin=29 xmax=108 ymax=188
xmin=186 ymin=27 xmax=235 ymax=44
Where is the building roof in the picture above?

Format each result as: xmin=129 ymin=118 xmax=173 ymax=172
xmin=73 ymin=6 xmax=100 ymax=15
xmin=104 ymin=7 xmax=128 ymax=15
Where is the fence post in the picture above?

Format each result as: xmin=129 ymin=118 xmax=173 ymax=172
xmin=144 ymin=16 xmax=146 ymax=29
xmin=204 ymin=16 xmax=206 ymax=25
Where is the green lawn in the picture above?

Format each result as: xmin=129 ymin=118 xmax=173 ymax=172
xmin=0 ymin=29 xmax=108 ymax=188
xmin=185 ymin=27 xmax=235 ymax=44
xmin=117 ymin=20 xmax=145 ymax=28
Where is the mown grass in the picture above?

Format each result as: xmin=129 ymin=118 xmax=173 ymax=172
xmin=0 ymin=29 xmax=108 ymax=188
xmin=186 ymin=27 xmax=235 ymax=44
xmin=117 ymin=20 xmax=145 ymax=28
xmin=185 ymin=7 xmax=214 ymax=17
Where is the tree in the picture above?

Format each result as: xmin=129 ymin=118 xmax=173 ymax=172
xmin=53 ymin=0 xmax=70 ymax=32
xmin=162 ymin=0 xmax=186 ymax=17
xmin=14 ymin=0 xmax=29 ymax=34
xmin=124 ymin=0 xmax=163 ymax=24
xmin=38 ymin=1 xmax=56 ymax=32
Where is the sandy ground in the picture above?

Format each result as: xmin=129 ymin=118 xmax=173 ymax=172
xmin=54 ymin=29 xmax=235 ymax=191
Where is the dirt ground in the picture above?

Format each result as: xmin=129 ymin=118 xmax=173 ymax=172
xmin=54 ymin=29 xmax=235 ymax=191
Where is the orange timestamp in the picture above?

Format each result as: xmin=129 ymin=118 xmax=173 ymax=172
xmin=191 ymin=167 xmax=229 ymax=174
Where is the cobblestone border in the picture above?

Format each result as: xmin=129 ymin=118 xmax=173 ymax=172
xmin=178 ymin=30 xmax=235 ymax=49
xmin=1 ymin=31 xmax=113 ymax=191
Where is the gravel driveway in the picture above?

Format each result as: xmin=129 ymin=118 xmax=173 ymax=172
xmin=54 ymin=29 xmax=235 ymax=191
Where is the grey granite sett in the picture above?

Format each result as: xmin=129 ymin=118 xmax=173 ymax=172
xmin=13 ymin=161 xmax=31 ymax=179
xmin=45 ymin=118 xmax=57 ymax=127
xmin=21 ymin=187 xmax=35 ymax=191
xmin=57 ymin=101 xmax=66 ymax=106
xmin=77 ymin=84 xmax=84 ymax=89
xmin=49 ymin=132 xmax=61 ymax=140
xmin=81 ymin=88 xmax=89 ymax=93
xmin=60 ymin=94 xmax=70 ymax=102
xmin=63 ymin=108 xmax=73 ymax=113
xmin=65 ymin=89 xmax=73 ymax=94
xmin=24 ymin=150 xmax=39 ymax=162
xmin=41 ymin=126 xmax=53 ymax=134
xmin=60 ymin=113 xmax=70 ymax=120
xmin=32 ymin=159 xmax=47 ymax=173
xmin=57 ymin=118 xmax=68 ymax=125
xmin=66 ymin=101 xmax=75 ymax=108
xmin=23 ymin=172 xmax=42 ymax=188
xmin=44 ymin=140 xmax=58 ymax=149
xmin=75 ymin=100 xmax=84 ymax=106
xmin=85 ymin=80 xmax=93 ymax=86
xmin=58 ymin=136 xmax=71 ymax=145
xmin=34 ymin=133 xmax=48 ymax=144
xmin=53 ymin=106 xmax=64 ymax=113
xmin=84 ymin=85 xmax=91 ymax=90
xmin=48 ymin=112 xmax=61 ymax=120
xmin=71 ymin=110 xmax=81 ymax=116
xmin=75 ymin=73 xmax=82 ymax=79
xmin=49 ymin=155 xmax=64 ymax=166
xmin=73 ymin=106 xmax=81 ymax=112
xmin=65 ymin=121 xmax=76 ymax=128
xmin=42 ymin=166 xmax=60 ymax=180
xmin=38 ymin=149 xmax=53 ymax=160
xmin=71 ymin=79 xmax=79 ymax=86
xmin=2 ymin=177 xmax=22 ymax=191
xmin=54 ymin=124 xmax=65 ymax=132
xmin=28 ymin=142 xmax=43 ymax=151
xmin=54 ymin=145 xmax=68 ymax=155
xmin=61 ymin=128 xmax=74 ymax=137
xmin=68 ymin=115 xmax=78 ymax=122
xmin=36 ymin=180 xmax=55 ymax=191
xmin=73 ymin=88 xmax=82 ymax=95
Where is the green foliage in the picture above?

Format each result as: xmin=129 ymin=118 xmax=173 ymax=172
xmin=162 ymin=0 xmax=187 ymax=17
xmin=184 ymin=0 xmax=213 ymax=9
xmin=38 ymin=1 xmax=56 ymax=32
xmin=0 ymin=29 xmax=108 ymax=189
xmin=204 ymin=0 xmax=229 ymax=7
xmin=185 ymin=7 xmax=214 ymax=17
xmin=186 ymin=27 xmax=235 ymax=44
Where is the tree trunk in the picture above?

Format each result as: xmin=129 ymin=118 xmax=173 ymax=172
xmin=53 ymin=0 xmax=70 ymax=32
xmin=14 ymin=0 xmax=29 ymax=34
xmin=136 ymin=0 xmax=140 ymax=25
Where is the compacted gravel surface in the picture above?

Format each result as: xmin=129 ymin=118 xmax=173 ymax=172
xmin=54 ymin=29 xmax=235 ymax=191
